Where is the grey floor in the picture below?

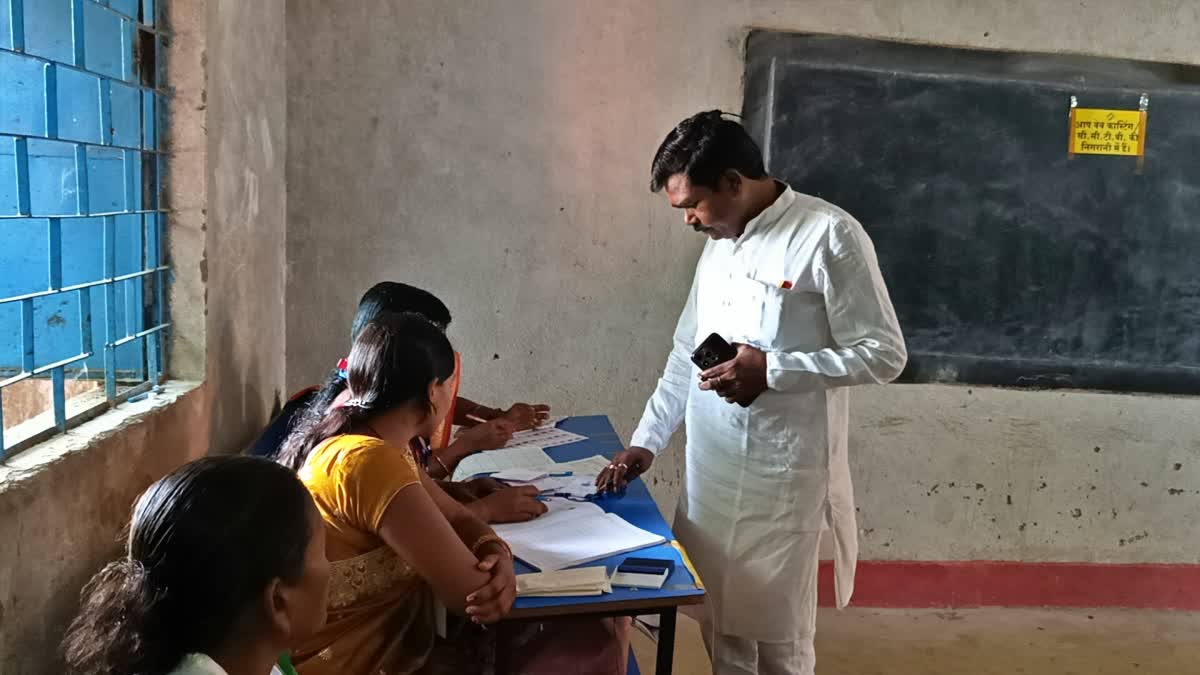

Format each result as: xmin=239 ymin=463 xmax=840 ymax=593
xmin=631 ymin=608 xmax=1200 ymax=674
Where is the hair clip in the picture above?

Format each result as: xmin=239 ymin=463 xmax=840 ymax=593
xmin=336 ymin=358 xmax=349 ymax=381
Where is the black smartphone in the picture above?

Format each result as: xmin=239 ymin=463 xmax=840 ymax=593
xmin=616 ymin=556 xmax=675 ymax=576
xmin=691 ymin=333 xmax=738 ymax=370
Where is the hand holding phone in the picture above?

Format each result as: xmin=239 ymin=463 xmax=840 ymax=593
xmin=691 ymin=333 xmax=738 ymax=370
xmin=695 ymin=338 xmax=769 ymax=408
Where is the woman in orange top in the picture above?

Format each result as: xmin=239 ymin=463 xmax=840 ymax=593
xmin=277 ymin=313 xmax=515 ymax=674
xmin=259 ymin=281 xmax=549 ymax=525
xmin=341 ymin=282 xmax=550 ymax=477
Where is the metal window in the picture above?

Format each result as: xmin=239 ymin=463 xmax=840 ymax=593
xmin=1 ymin=0 xmax=169 ymax=458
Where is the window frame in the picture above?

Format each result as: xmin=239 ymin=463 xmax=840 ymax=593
xmin=0 ymin=0 xmax=171 ymax=458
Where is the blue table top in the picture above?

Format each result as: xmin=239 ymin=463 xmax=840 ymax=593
xmin=510 ymin=415 xmax=706 ymax=613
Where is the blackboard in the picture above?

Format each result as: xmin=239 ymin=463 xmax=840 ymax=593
xmin=743 ymin=32 xmax=1200 ymax=394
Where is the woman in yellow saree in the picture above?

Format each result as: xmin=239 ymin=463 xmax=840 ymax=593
xmin=278 ymin=313 xmax=516 ymax=675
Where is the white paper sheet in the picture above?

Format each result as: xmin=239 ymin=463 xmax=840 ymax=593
xmin=504 ymin=426 xmax=588 ymax=450
xmin=490 ymin=456 xmax=609 ymax=498
xmin=491 ymin=468 xmax=549 ymax=482
xmin=550 ymin=455 xmax=612 ymax=476
xmin=451 ymin=445 xmax=554 ymax=481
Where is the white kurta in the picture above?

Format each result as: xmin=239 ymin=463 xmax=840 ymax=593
xmin=631 ymin=186 xmax=906 ymax=642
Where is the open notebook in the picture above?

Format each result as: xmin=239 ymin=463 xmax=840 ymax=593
xmin=492 ymin=500 xmax=665 ymax=571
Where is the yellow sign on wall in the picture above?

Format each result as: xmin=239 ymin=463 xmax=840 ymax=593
xmin=1069 ymin=108 xmax=1145 ymax=157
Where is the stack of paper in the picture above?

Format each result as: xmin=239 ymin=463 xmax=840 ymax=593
xmin=452 ymin=448 xmax=613 ymax=504
xmin=490 ymin=468 xmax=550 ymax=483
xmin=533 ymin=456 xmax=616 ymax=498
xmin=516 ymin=566 xmax=611 ymax=597
xmin=492 ymin=455 xmax=611 ymax=499
xmin=549 ymin=455 xmax=612 ymax=476
xmin=493 ymin=501 xmax=666 ymax=571
xmin=524 ymin=473 xmax=597 ymax=500
xmin=540 ymin=496 xmax=591 ymax=516
xmin=451 ymin=445 xmax=554 ymax=481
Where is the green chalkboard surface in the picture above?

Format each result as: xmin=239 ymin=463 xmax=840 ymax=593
xmin=743 ymin=32 xmax=1200 ymax=393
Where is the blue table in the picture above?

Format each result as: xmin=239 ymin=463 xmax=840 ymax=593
xmin=498 ymin=415 xmax=706 ymax=675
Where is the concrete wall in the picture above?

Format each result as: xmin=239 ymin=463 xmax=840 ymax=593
xmin=205 ymin=0 xmax=289 ymax=453
xmin=0 ymin=385 xmax=209 ymax=675
xmin=285 ymin=0 xmax=1200 ymax=564
xmin=0 ymin=0 xmax=290 ymax=671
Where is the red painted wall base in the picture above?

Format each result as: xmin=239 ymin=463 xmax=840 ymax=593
xmin=819 ymin=560 xmax=1200 ymax=609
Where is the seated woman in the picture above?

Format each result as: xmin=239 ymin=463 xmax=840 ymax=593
xmin=251 ymin=281 xmax=548 ymax=463
xmin=255 ymin=281 xmax=549 ymax=524
xmin=62 ymin=456 xmax=330 ymax=675
xmin=276 ymin=312 xmax=518 ymax=674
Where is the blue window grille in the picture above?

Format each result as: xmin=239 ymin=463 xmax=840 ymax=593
xmin=1 ymin=0 xmax=169 ymax=458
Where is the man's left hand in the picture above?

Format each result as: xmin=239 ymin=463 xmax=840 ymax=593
xmin=698 ymin=344 xmax=768 ymax=407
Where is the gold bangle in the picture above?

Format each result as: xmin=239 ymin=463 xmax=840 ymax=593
xmin=470 ymin=534 xmax=511 ymax=559
xmin=431 ymin=451 xmax=451 ymax=478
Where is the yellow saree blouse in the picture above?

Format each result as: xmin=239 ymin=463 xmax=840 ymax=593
xmin=293 ymin=434 xmax=443 ymax=675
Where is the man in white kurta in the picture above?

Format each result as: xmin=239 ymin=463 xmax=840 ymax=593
xmin=599 ymin=111 xmax=906 ymax=674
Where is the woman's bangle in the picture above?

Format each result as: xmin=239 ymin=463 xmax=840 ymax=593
xmin=470 ymin=534 xmax=512 ymax=560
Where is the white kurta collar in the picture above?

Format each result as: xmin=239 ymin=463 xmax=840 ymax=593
xmin=734 ymin=181 xmax=795 ymax=248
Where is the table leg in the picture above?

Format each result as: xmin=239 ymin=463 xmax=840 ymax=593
xmin=656 ymin=607 xmax=677 ymax=675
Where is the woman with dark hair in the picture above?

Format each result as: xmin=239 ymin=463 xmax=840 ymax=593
xmin=62 ymin=456 xmax=330 ymax=675
xmin=255 ymin=281 xmax=550 ymax=525
xmin=277 ymin=312 xmax=517 ymax=674
xmin=250 ymin=281 xmax=460 ymax=459
xmin=253 ymin=281 xmax=549 ymax=464
xmin=348 ymin=281 xmax=551 ymax=450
